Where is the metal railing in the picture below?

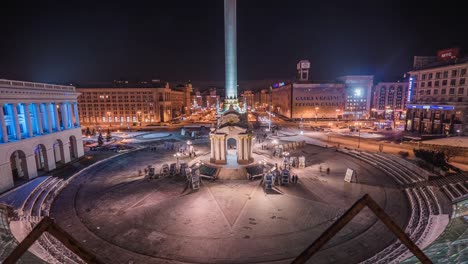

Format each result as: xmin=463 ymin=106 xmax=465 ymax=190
xmin=0 ymin=79 xmax=75 ymax=92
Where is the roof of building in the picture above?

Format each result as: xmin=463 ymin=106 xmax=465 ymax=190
xmin=409 ymin=57 xmax=468 ymax=72
xmin=75 ymin=80 xmax=169 ymax=89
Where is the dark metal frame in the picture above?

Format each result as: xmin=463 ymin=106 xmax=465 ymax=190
xmin=291 ymin=194 xmax=433 ymax=264
xmin=4 ymin=216 xmax=104 ymax=264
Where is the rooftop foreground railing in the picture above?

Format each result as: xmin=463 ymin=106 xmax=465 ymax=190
xmin=0 ymin=79 xmax=76 ymax=92
xmin=292 ymin=194 xmax=432 ymax=264
xmin=2 ymin=203 xmax=104 ymax=264
xmin=3 ymin=194 xmax=432 ymax=264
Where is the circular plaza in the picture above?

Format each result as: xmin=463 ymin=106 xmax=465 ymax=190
xmin=50 ymin=133 xmax=412 ymax=264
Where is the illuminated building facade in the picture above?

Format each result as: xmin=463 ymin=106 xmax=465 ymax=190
xmin=0 ymin=79 xmax=84 ymax=192
xmin=405 ymin=51 xmax=468 ymax=135
xmin=254 ymin=89 xmax=270 ymax=110
xmin=77 ymin=81 xmax=192 ymax=127
xmin=270 ymin=82 xmax=346 ymax=120
xmin=337 ymin=75 xmax=374 ymax=120
xmin=241 ymin=90 xmax=254 ymax=110
xmin=372 ymin=82 xmax=409 ymax=120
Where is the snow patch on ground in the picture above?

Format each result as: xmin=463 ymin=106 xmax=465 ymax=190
xmin=422 ymin=137 xmax=468 ymax=148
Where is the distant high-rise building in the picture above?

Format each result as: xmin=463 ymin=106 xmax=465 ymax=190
xmin=77 ymin=81 xmax=192 ymax=126
xmin=372 ymin=82 xmax=409 ymax=123
xmin=405 ymin=49 xmax=468 ymax=135
xmin=337 ymin=75 xmax=374 ymax=120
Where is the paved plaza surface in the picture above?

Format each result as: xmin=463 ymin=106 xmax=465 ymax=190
xmin=51 ymin=140 xmax=410 ymax=264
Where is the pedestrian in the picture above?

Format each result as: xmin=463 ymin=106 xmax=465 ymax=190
xmin=295 ymin=175 xmax=299 ymax=183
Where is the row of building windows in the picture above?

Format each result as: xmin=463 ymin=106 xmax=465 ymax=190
xmin=418 ymin=78 xmax=465 ymax=88
xmin=418 ymin=87 xmax=465 ymax=95
xmin=417 ymin=97 xmax=465 ymax=102
xmin=420 ymin=68 xmax=467 ymax=80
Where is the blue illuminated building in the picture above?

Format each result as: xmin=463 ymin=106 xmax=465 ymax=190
xmin=0 ymin=79 xmax=84 ymax=192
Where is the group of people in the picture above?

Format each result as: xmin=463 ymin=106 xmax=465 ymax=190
xmin=256 ymin=133 xmax=268 ymax=144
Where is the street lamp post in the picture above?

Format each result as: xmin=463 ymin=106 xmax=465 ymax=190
xmin=187 ymin=140 xmax=193 ymax=157
xmin=357 ymin=122 xmax=361 ymax=148
xmin=174 ymin=152 xmax=181 ymax=170
xmin=315 ymin=107 xmax=319 ymax=123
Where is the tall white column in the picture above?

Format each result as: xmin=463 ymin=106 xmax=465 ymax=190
xmin=224 ymin=0 xmax=237 ymax=99
xmin=67 ymin=102 xmax=73 ymax=128
xmin=244 ymin=137 xmax=248 ymax=160
xmin=73 ymin=102 xmax=80 ymax=127
xmin=46 ymin=103 xmax=53 ymax=133
xmin=35 ymin=103 xmax=43 ymax=134
xmin=54 ymin=103 xmax=61 ymax=131
xmin=12 ymin=103 xmax=21 ymax=140
xmin=0 ymin=104 xmax=8 ymax=143
xmin=25 ymin=103 xmax=33 ymax=137
xmin=61 ymin=103 xmax=69 ymax=130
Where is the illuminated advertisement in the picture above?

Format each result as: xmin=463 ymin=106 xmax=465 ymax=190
xmin=407 ymin=76 xmax=414 ymax=102
xmin=292 ymin=84 xmax=345 ymax=119
xmin=437 ymin=48 xmax=460 ymax=61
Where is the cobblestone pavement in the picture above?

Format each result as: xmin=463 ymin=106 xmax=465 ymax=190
xmin=51 ymin=142 xmax=409 ymax=264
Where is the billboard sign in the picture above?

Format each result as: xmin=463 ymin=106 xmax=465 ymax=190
xmin=292 ymin=84 xmax=345 ymax=119
xmin=437 ymin=48 xmax=460 ymax=61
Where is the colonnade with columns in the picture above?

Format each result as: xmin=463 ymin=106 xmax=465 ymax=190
xmin=0 ymin=102 xmax=80 ymax=143
xmin=210 ymin=132 xmax=253 ymax=165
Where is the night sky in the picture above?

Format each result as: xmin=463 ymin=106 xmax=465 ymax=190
xmin=1 ymin=0 xmax=467 ymax=86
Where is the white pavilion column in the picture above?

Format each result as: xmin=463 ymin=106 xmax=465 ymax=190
xmin=25 ymin=103 xmax=33 ymax=138
xmin=244 ymin=137 xmax=248 ymax=161
xmin=210 ymin=136 xmax=215 ymax=159
xmin=73 ymin=102 xmax=80 ymax=127
xmin=216 ymin=137 xmax=221 ymax=160
xmin=0 ymin=104 xmax=8 ymax=143
xmin=53 ymin=103 xmax=61 ymax=131
xmin=35 ymin=103 xmax=43 ymax=134
xmin=247 ymin=136 xmax=252 ymax=161
xmin=46 ymin=103 xmax=53 ymax=133
xmin=12 ymin=103 xmax=21 ymax=140
xmin=221 ymin=136 xmax=226 ymax=161
xmin=238 ymin=137 xmax=243 ymax=160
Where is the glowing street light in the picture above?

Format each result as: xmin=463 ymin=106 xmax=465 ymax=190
xmin=107 ymin=112 xmax=112 ymax=127
xmin=137 ymin=111 xmax=142 ymax=126
xmin=314 ymin=107 xmax=319 ymax=122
